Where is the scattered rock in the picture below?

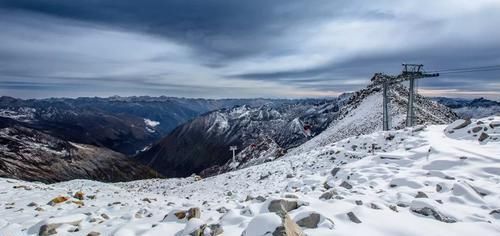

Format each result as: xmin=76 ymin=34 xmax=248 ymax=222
xmin=87 ymin=232 xmax=100 ymax=236
xmin=284 ymin=194 xmax=298 ymax=199
xmin=47 ymin=196 xmax=69 ymax=206
xmin=347 ymin=212 xmax=361 ymax=223
xmin=100 ymin=213 xmax=110 ymax=220
xmin=410 ymin=200 xmax=457 ymax=223
xmin=319 ymin=190 xmax=336 ymax=200
xmin=292 ymin=211 xmax=335 ymax=230
xmin=453 ymin=119 xmax=471 ymax=129
xmin=478 ymin=132 xmax=489 ymax=142
xmin=355 ymin=200 xmax=363 ymax=206
xmin=207 ymin=224 xmax=224 ymax=235
xmin=471 ymin=126 xmax=482 ymax=133
xmin=340 ymin=181 xmax=353 ymax=189
xmin=27 ymin=202 xmax=38 ymax=207
xmin=216 ymin=207 xmax=229 ymax=214
xmin=370 ymin=203 xmax=381 ymax=210
xmin=73 ymin=191 xmax=84 ymax=200
xmin=268 ymin=199 xmax=299 ymax=213
xmin=389 ymin=205 xmax=398 ymax=212
xmin=415 ymin=191 xmax=428 ymax=198
xmin=436 ymin=184 xmax=443 ymax=192
xmin=330 ymin=167 xmax=341 ymax=177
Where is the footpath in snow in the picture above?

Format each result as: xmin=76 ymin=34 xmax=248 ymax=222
xmin=0 ymin=116 xmax=499 ymax=236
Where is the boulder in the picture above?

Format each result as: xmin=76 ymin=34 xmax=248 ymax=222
xmin=410 ymin=199 xmax=457 ymax=223
xmin=452 ymin=119 xmax=471 ymax=130
xmin=73 ymin=191 xmax=84 ymax=200
xmin=207 ymin=224 xmax=224 ymax=236
xmin=478 ymin=132 xmax=489 ymax=142
xmin=330 ymin=167 xmax=341 ymax=177
xmin=347 ymin=212 xmax=361 ymax=224
xmin=47 ymin=196 xmax=69 ymax=206
xmin=293 ymin=211 xmax=334 ymax=229
xmin=340 ymin=181 xmax=353 ymax=189
xmin=268 ymin=199 xmax=299 ymax=213
xmin=162 ymin=207 xmax=201 ymax=222
xmin=415 ymin=191 xmax=428 ymax=198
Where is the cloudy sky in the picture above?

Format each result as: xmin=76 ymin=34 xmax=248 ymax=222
xmin=0 ymin=0 xmax=499 ymax=100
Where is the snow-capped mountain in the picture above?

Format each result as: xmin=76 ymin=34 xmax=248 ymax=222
xmin=0 ymin=96 xmax=295 ymax=154
xmin=433 ymin=97 xmax=500 ymax=119
xmin=138 ymin=74 xmax=458 ymax=178
xmin=1 ymin=116 xmax=498 ymax=236
xmin=136 ymin=98 xmax=346 ymax=177
xmin=0 ymin=117 xmax=159 ymax=183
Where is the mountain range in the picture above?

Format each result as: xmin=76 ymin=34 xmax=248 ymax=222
xmin=1 ymin=79 xmax=498 ymax=182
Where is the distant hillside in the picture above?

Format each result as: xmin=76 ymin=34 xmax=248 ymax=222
xmin=432 ymin=97 xmax=500 ymax=118
xmin=0 ymin=117 xmax=159 ymax=183
xmin=0 ymin=96 xmax=300 ymax=154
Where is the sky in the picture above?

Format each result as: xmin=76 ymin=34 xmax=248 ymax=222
xmin=0 ymin=0 xmax=499 ymax=100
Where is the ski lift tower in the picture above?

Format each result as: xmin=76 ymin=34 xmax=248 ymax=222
xmin=401 ymin=64 xmax=439 ymax=127
xmin=229 ymin=146 xmax=238 ymax=162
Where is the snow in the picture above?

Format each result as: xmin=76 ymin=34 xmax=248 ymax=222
xmin=144 ymin=118 xmax=160 ymax=133
xmin=242 ymin=213 xmax=281 ymax=236
xmin=0 ymin=116 xmax=499 ymax=235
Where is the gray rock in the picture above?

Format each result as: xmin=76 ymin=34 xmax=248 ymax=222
xmin=330 ymin=167 xmax=341 ymax=177
xmin=319 ymin=190 xmax=336 ymax=200
xmin=355 ymin=200 xmax=363 ymax=206
xmin=411 ymin=207 xmax=457 ymax=223
xmin=471 ymin=126 xmax=482 ymax=133
xmin=87 ymin=232 xmax=100 ymax=236
xmin=208 ymin=224 xmax=224 ymax=235
xmin=347 ymin=212 xmax=362 ymax=223
xmin=453 ymin=119 xmax=471 ymax=130
xmin=415 ymin=191 xmax=428 ymax=198
xmin=436 ymin=184 xmax=443 ymax=192
xmin=340 ymin=181 xmax=353 ymax=189
xmin=295 ymin=213 xmax=321 ymax=228
xmin=479 ymin=132 xmax=489 ymax=142
xmin=39 ymin=220 xmax=82 ymax=236
xmin=268 ymin=199 xmax=299 ymax=213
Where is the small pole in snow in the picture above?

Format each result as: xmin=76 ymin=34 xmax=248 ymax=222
xmin=230 ymin=146 xmax=238 ymax=162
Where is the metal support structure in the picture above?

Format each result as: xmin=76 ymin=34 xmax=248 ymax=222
xmin=382 ymin=81 xmax=390 ymax=131
xmin=373 ymin=64 xmax=439 ymax=130
xmin=401 ymin=64 xmax=439 ymax=127
xmin=406 ymin=77 xmax=416 ymax=126
xmin=229 ymin=146 xmax=237 ymax=162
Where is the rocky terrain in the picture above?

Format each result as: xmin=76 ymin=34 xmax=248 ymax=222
xmin=0 ymin=117 xmax=159 ymax=183
xmin=0 ymin=116 xmax=498 ymax=235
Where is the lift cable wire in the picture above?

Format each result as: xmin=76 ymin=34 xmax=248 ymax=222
xmin=425 ymin=64 xmax=500 ymax=74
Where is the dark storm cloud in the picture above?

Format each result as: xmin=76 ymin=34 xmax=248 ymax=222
xmin=0 ymin=0 xmax=499 ymax=99
xmin=0 ymin=0 xmax=348 ymax=60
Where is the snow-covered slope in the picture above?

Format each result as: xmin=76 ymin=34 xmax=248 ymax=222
xmin=1 ymin=116 xmax=498 ymax=236
xmin=291 ymin=77 xmax=458 ymax=155
xmin=136 ymin=99 xmax=344 ymax=177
